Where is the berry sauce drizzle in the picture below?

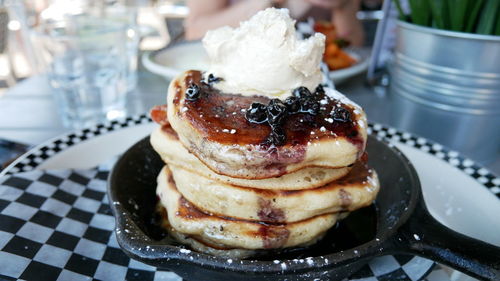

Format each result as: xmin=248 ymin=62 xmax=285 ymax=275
xmin=175 ymin=70 xmax=364 ymax=149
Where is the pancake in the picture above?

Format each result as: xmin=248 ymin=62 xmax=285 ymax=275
xmin=156 ymin=203 xmax=327 ymax=259
xmin=156 ymin=203 xmax=257 ymax=258
xmin=157 ymin=165 xmax=345 ymax=250
xmin=165 ymin=160 xmax=378 ymax=223
xmin=166 ymin=70 xmax=368 ymax=179
xmin=166 ymin=226 xmax=256 ymax=258
xmin=150 ymin=125 xmax=352 ymax=190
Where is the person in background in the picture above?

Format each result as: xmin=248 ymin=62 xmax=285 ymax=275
xmin=185 ymin=0 xmax=364 ymax=46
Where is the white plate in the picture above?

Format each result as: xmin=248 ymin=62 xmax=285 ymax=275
xmin=326 ymin=47 xmax=371 ymax=84
xmin=295 ymin=20 xmax=371 ymax=84
xmin=142 ymin=41 xmax=369 ymax=85
xmin=1 ymin=115 xmax=154 ymax=174
xmin=143 ymin=41 xmax=209 ymax=80
xmin=2 ymin=115 xmax=499 ymax=281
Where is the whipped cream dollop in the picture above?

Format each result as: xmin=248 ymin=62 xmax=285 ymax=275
xmin=202 ymin=8 xmax=325 ymax=98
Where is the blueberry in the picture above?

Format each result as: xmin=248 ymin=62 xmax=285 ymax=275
xmin=315 ymin=84 xmax=325 ymax=95
xmin=331 ymin=107 xmax=351 ymax=122
xmin=185 ymin=84 xmax=201 ymax=101
xmin=284 ymin=96 xmax=300 ymax=113
xmin=268 ymin=126 xmax=286 ymax=146
xmin=266 ymin=99 xmax=288 ymax=125
xmin=300 ymin=98 xmax=320 ymax=115
xmin=245 ymin=102 xmax=267 ymax=124
xmin=292 ymin=86 xmax=312 ymax=98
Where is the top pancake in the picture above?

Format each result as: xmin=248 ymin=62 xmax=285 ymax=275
xmin=166 ymin=70 xmax=368 ymax=179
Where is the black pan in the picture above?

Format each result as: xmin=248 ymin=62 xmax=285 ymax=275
xmin=108 ymin=136 xmax=500 ymax=281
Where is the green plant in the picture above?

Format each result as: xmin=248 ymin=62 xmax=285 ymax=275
xmin=393 ymin=0 xmax=500 ymax=35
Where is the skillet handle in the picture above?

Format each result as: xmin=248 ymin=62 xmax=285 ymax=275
xmin=394 ymin=205 xmax=500 ymax=281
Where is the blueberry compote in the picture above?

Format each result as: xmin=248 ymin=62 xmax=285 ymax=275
xmin=245 ymin=84 xmax=337 ymax=145
xmin=175 ymin=70 xmax=363 ymax=149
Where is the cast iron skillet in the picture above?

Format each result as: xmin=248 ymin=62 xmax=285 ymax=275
xmin=108 ymin=136 xmax=500 ymax=281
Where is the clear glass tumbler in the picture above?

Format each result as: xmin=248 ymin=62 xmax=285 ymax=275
xmin=37 ymin=14 xmax=131 ymax=129
xmin=97 ymin=4 xmax=140 ymax=92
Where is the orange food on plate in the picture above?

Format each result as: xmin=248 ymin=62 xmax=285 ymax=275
xmin=324 ymin=44 xmax=357 ymax=70
xmin=314 ymin=21 xmax=356 ymax=71
xmin=313 ymin=21 xmax=338 ymax=43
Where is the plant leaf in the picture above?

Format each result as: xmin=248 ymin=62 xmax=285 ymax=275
xmin=409 ymin=0 xmax=431 ymax=26
xmin=495 ymin=9 xmax=500 ymax=35
xmin=442 ymin=0 xmax=451 ymax=29
xmin=392 ymin=0 xmax=407 ymax=20
xmin=477 ymin=0 xmax=500 ymax=34
xmin=429 ymin=0 xmax=450 ymax=29
xmin=449 ymin=0 xmax=469 ymax=31
xmin=465 ymin=0 xmax=485 ymax=33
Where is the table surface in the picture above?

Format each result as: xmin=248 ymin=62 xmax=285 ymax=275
xmin=1 ymin=65 xmax=499 ymax=176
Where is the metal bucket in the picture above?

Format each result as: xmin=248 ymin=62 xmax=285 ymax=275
xmin=389 ymin=21 xmax=500 ymax=164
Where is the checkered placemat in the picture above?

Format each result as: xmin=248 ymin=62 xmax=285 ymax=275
xmin=0 ymin=166 xmax=449 ymax=281
xmin=0 ymin=167 xmax=181 ymax=281
xmin=367 ymin=124 xmax=500 ymax=198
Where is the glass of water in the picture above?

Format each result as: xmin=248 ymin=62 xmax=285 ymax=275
xmin=37 ymin=13 xmax=132 ymax=129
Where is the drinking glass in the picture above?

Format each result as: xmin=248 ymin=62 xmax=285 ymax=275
xmin=95 ymin=4 xmax=140 ymax=92
xmin=37 ymin=14 xmax=131 ymax=129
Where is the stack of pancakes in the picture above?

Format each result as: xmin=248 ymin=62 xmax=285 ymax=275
xmin=150 ymin=70 xmax=380 ymax=258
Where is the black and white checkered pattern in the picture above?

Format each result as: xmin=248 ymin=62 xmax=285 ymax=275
xmin=2 ymin=115 xmax=151 ymax=176
xmin=0 ymin=166 xmax=444 ymax=281
xmin=367 ymin=123 xmax=500 ymax=199
xmin=0 ymin=166 xmax=182 ymax=281
xmin=352 ymin=255 xmax=436 ymax=281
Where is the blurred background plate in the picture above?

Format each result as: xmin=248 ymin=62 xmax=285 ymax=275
xmin=327 ymin=47 xmax=371 ymax=85
xmin=142 ymin=41 xmax=208 ymax=80
xmin=143 ymin=41 xmax=370 ymax=85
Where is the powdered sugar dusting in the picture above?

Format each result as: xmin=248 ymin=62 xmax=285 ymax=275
xmin=180 ymin=249 xmax=191 ymax=254
xmin=324 ymin=87 xmax=361 ymax=111
xmin=281 ymin=262 xmax=287 ymax=270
